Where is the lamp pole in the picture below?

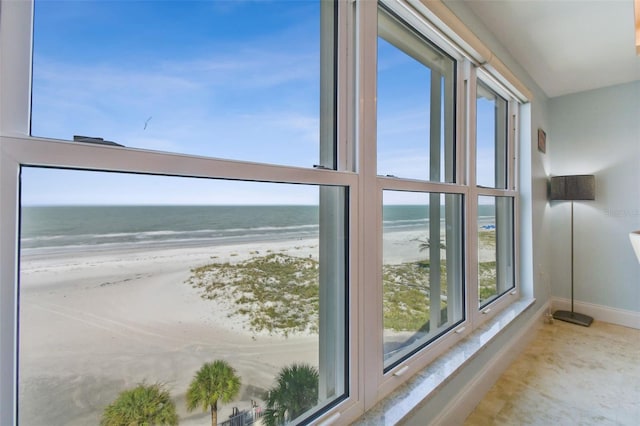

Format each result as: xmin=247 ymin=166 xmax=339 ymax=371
xmin=570 ymin=201 xmax=574 ymax=314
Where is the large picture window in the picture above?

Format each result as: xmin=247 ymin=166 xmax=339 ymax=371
xmin=0 ymin=0 xmax=525 ymax=424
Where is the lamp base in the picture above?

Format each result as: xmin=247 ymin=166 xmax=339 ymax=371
xmin=552 ymin=310 xmax=593 ymax=327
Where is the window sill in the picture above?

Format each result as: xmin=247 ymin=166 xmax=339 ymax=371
xmin=353 ymin=297 xmax=536 ymax=425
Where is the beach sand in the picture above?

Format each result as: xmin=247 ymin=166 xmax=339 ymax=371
xmin=18 ymin=227 xmax=496 ymax=425
xmin=19 ymin=239 xmax=320 ymax=425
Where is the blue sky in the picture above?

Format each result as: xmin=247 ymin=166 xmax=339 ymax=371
xmin=26 ymin=0 xmax=496 ymax=205
xmin=31 ymin=0 xmax=320 ymax=163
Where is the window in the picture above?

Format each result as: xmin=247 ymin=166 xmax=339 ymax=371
xmin=0 ymin=1 xmax=526 ymax=424
xmin=31 ymin=0 xmax=336 ymax=169
xmin=377 ymin=6 xmax=456 ymax=182
xmin=478 ymin=196 xmax=515 ymax=307
xmin=476 ymin=81 xmax=508 ymax=189
xmin=17 ymin=0 xmax=350 ymax=424
xmin=382 ymin=191 xmax=463 ymax=369
xmin=474 ymin=77 xmax=517 ymax=315
xmin=19 ymin=169 xmax=349 ymax=425
xmin=376 ymin=3 xmax=465 ymax=373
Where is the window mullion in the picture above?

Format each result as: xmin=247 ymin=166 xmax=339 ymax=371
xmin=0 ymin=145 xmax=20 ymax=426
xmin=320 ymin=0 xmax=338 ymax=170
xmin=466 ymin=68 xmax=480 ymax=326
xmin=467 ymin=187 xmax=480 ymax=326
xmin=495 ymin=196 xmax=515 ymax=297
xmin=0 ymin=0 xmax=32 ymax=138
xmin=359 ymin=0 xmax=383 ymax=412
xmin=428 ymin=69 xmax=443 ymax=332
xmin=337 ymin=0 xmax=357 ymax=173
xmin=4 ymin=136 xmax=358 ymax=188
xmin=318 ymin=0 xmax=344 ymax=407
xmin=508 ymin=100 xmax=519 ymax=191
xmin=467 ymin=67 xmax=478 ymax=189
xmin=445 ymin=64 xmax=456 ymax=184
xmin=495 ymin=97 xmax=508 ymax=187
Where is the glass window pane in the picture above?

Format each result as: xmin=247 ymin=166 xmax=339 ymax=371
xmin=382 ymin=190 xmax=463 ymax=370
xmin=478 ymin=196 xmax=515 ymax=307
xmin=19 ymin=167 xmax=347 ymax=425
xmin=476 ymin=81 xmax=508 ymax=188
xmin=377 ymin=7 xmax=456 ymax=182
xmin=31 ymin=0 xmax=335 ymax=168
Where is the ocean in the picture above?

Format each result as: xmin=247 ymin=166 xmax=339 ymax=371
xmin=20 ymin=204 xmax=496 ymax=253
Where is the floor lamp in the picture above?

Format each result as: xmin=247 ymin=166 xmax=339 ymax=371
xmin=550 ymin=175 xmax=595 ymax=327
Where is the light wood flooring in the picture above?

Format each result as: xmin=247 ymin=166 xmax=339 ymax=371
xmin=464 ymin=319 xmax=640 ymax=425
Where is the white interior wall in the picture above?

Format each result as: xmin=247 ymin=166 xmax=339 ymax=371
xmin=549 ymin=81 xmax=640 ymax=317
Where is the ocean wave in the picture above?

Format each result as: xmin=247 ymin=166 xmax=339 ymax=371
xmin=19 ymin=228 xmax=321 ymax=256
xmin=20 ymin=224 xmax=322 ymax=250
xmin=21 ymin=217 xmax=438 ymax=250
xmin=382 ymin=219 xmax=428 ymax=228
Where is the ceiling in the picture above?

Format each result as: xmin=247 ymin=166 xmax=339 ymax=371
xmin=461 ymin=0 xmax=640 ymax=98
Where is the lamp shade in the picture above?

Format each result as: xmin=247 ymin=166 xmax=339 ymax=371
xmin=550 ymin=175 xmax=595 ymax=201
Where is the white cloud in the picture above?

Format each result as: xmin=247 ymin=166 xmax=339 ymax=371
xmin=31 ymin=50 xmax=321 ymax=167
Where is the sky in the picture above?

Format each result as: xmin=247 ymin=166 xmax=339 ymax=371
xmin=25 ymin=0 xmax=498 ymax=206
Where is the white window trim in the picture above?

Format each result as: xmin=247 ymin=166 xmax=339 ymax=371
xmin=0 ymin=1 xmax=33 ymax=423
xmin=362 ymin=0 xmax=524 ymax=408
xmin=362 ymin=0 xmax=470 ymax=407
xmin=0 ymin=1 xmax=364 ymax=425
xmin=472 ymin=73 xmax=520 ymax=327
xmin=2 ymin=135 xmax=363 ymax=425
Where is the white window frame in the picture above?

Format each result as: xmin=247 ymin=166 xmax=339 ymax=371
xmin=469 ymin=69 xmax=521 ymax=328
xmin=0 ymin=1 xmax=363 ymax=425
xmin=360 ymin=0 xmax=522 ymax=408
xmin=0 ymin=0 xmax=526 ymax=424
xmin=360 ymin=0 xmax=471 ymax=406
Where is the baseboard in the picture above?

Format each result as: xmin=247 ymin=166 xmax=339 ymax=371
xmin=429 ymin=301 xmax=549 ymax=425
xmin=551 ymin=298 xmax=640 ymax=329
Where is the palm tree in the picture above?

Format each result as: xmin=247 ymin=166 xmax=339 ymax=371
xmin=416 ymin=238 xmax=446 ymax=252
xmin=186 ymin=360 xmax=241 ymax=426
xmin=100 ymin=382 xmax=178 ymax=426
xmin=263 ymin=363 xmax=319 ymax=426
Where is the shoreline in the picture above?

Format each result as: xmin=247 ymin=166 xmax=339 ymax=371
xmin=19 ymin=229 xmax=320 ymax=261
xmin=21 ymin=214 xmax=496 ymax=258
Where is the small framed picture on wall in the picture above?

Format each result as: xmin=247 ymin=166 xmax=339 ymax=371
xmin=537 ymin=128 xmax=546 ymax=153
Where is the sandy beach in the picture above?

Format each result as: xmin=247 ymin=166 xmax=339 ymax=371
xmin=19 ymin=239 xmax=321 ymax=425
xmin=18 ymin=226 xmax=495 ymax=425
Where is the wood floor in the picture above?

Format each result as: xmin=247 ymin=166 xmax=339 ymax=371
xmin=464 ymin=318 xmax=640 ymax=425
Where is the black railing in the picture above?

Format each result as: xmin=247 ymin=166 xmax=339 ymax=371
xmin=219 ymin=407 xmax=264 ymax=426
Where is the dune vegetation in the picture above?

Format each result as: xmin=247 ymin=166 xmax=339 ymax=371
xmin=187 ymin=235 xmax=498 ymax=335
